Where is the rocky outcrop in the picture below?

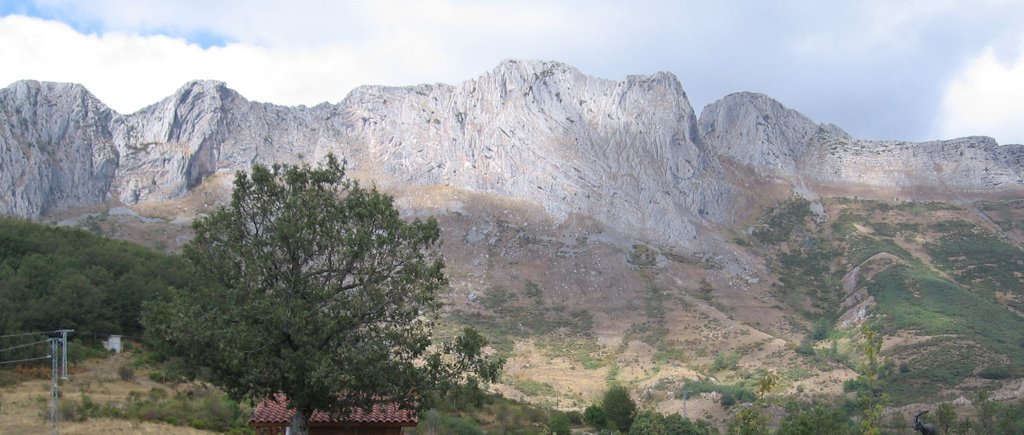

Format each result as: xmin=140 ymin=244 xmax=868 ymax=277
xmin=700 ymin=92 xmax=848 ymax=176
xmin=0 ymin=61 xmax=726 ymax=247
xmin=1 ymin=60 xmax=1023 ymax=249
xmin=109 ymin=80 xmax=348 ymax=204
xmin=338 ymin=60 xmax=725 ymax=244
xmin=0 ymin=81 xmax=117 ymax=217
xmin=701 ymin=92 xmax=1024 ymax=197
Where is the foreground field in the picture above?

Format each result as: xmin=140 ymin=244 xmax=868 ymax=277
xmin=0 ymin=352 xmax=236 ymax=434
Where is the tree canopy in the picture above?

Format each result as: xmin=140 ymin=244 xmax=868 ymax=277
xmin=143 ymin=156 xmax=501 ymax=435
xmin=0 ymin=217 xmax=193 ymax=337
xmin=602 ymin=384 xmax=637 ymax=432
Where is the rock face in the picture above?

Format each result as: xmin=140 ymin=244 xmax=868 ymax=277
xmin=0 ymin=81 xmax=117 ymax=217
xmin=701 ymin=92 xmax=1024 ymax=197
xmin=2 ymin=60 xmax=1023 ymax=248
xmin=338 ymin=60 xmax=724 ymax=244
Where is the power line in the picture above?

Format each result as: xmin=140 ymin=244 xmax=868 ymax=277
xmin=0 ymin=331 xmax=53 ymax=339
xmin=0 ymin=339 xmax=49 ymax=353
xmin=0 ymin=355 xmax=51 ymax=365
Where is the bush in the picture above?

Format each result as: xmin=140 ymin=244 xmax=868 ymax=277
xmin=684 ymin=380 xmax=756 ymax=409
xmin=795 ymin=340 xmax=815 ymax=356
xmin=584 ymin=404 xmax=606 ymax=428
xmin=811 ymin=319 xmax=831 ymax=341
xmin=117 ymin=365 xmax=135 ymax=382
xmin=415 ymin=409 xmax=483 ymax=435
xmin=728 ymin=406 xmax=770 ymax=435
xmin=548 ymin=411 xmax=571 ymax=435
xmin=712 ymin=351 xmax=741 ymax=372
xmin=564 ymin=410 xmax=583 ymax=425
xmin=979 ymin=365 xmax=1013 ymax=380
xmin=630 ymin=410 xmax=668 ymax=434
xmin=58 ymin=399 xmax=82 ymax=422
xmin=776 ymin=406 xmax=855 ymax=435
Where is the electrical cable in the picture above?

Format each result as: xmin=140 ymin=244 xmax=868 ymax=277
xmin=0 ymin=339 xmax=49 ymax=353
xmin=0 ymin=331 xmax=53 ymax=339
xmin=0 ymin=355 xmax=51 ymax=365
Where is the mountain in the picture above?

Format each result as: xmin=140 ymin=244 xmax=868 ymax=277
xmin=3 ymin=60 xmax=1021 ymax=250
xmin=2 ymin=60 xmax=1024 ymax=422
xmin=701 ymin=92 xmax=1024 ymax=198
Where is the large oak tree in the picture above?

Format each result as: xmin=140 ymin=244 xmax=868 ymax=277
xmin=144 ymin=156 xmax=500 ymax=435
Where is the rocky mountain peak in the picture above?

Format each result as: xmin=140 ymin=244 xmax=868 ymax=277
xmin=1 ymin=61 xmax=1022 ymax=250
xmin=699 ymin=92 xmax=848 ymax=176
xmin=0 ymin=80 xmax=116 ymax=217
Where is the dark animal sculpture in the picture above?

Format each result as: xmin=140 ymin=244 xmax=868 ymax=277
xmin=914 ymin=410 xmax=939 ymax=435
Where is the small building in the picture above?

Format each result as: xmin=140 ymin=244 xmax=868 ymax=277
xmin=102 ymin=335 xmax=122 ymax=353
xmin=250 ymin=393 xmax=418 ymax=435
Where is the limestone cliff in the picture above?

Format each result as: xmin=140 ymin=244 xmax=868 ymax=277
xmin=0 ymin=81 xmax=117 ymax=217
xmin=1 ymin=61 xmax=1022 ymax=249
xmin=701 ymin=92 xmax=1024 ymax=198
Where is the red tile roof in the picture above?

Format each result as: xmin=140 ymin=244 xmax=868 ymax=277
xmin=250 ymin=393 xmax=418 ymax=425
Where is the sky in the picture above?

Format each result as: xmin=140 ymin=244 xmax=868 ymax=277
xmin=2 ymin=0 xmax=1024 ymax=144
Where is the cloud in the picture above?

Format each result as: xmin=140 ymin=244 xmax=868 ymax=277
xmin=4 ymin=0 xmax=1024 ymax=144
xmin=936 ymin=39 xmax=1024 ymax=145
xmin=0 ymin=2 xmax=629 ymax=113
xmin=0 ymin=13 xmax=491 ymax=113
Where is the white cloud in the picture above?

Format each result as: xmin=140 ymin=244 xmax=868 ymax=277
xmin=936 ymin=39 xmax=1024 ymax=145
xmin=0 ymin=2 xmax=621 ymax=114
xmin=5 ymin=1 xmax=1024 ymax=143
xmin=0 ymin=14 xmax=483 ymax=113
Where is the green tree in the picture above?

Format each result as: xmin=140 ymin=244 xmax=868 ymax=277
xmin=756 ymin=371 xmax=778 ymax=400
xmin=935 ymin=402 xmax=956 ymax=434
xmin=630 ymin=410 xmax=668 ymax=434
xmin=856 ymin=325 xmax=888 ymax=435
xmin=143 ymin=157 xmax=502 ymax=435
xmin=973 ymin=390 xmax=995 ymax=433
xmin=602 ymin=384 xmax=637 ymax=432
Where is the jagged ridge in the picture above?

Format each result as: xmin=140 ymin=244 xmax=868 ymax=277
xmin=1 ymin=60 xmax=1022 ymax=249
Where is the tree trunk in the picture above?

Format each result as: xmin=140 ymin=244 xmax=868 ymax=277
xmin=289 ymin=406 xmax=311 ymax=435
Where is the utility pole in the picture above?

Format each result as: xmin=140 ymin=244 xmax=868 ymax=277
xmin=49 ymin=337 xmax=59 ymax=435
xmin=56 ymin=329 xmax=73 ymax=379
xmin=682 ymin=390 xmax=691 ymax=420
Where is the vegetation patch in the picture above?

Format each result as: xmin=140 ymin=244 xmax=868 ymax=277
xmin=0 ymin=217 xmax=194 ymax=336
xmin=681 ymin=379 xmax=756 ymax=408
xmin=924 ymin=220 xmax=1024 ymax=297
xmin=884 ymin=338 xmax=990 ymax=404
xmin=536 ymin=336 xmax=606 ymax=370
xmin=868 ymin=265 xmax=1024 ymax=361
xmin=58 ymin=386 xmax=251 ymax=433
xmin=508 ymin=377 xmax=558 ymax=397
xmin=752 ymin=197 xmax=813 ymax=245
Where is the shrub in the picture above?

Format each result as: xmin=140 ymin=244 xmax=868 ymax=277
xmin=712 ymin=351 xmax=741 ymax=372
xmin=583 ymin=404 xmax=606 ymax=428
xmin=415 ymin=409 xmax=483 ymax=435
xmin=728 ymin=406 xmax=770 ymax=435
xmin=979 ymin=365 xmax=1013 ymax=380
xmin=117 ymin=365 xmax=135 ymax=382
xmin=548 ymin=411 xmax=571 ymax=435
xmin=58 ymin=399 xmax=82 ymax=422
xmin=776 ymin=406 xmax=855 ymax=435
xmin=630 ymin=410 xmax=668 ymax=434
xmin=811 ymin=319 xmax=831 ymax=341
